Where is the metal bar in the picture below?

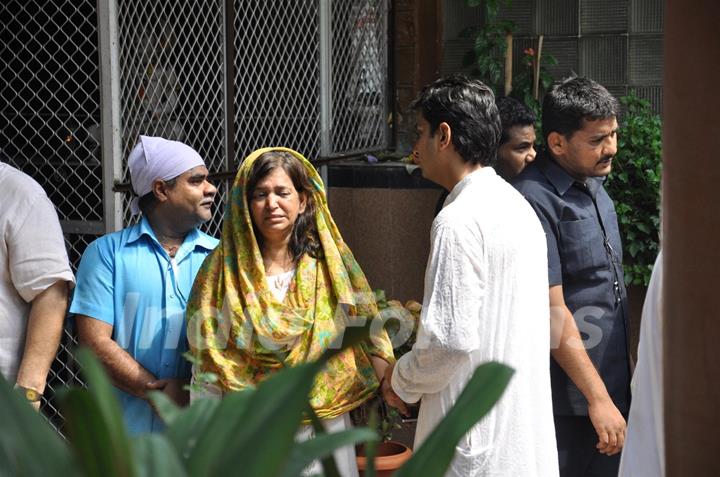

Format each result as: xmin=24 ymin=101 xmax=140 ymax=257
xmin=112 ymin=149 xmax=390 ymax=192
xmin=381 ymin=0 xmax=390 ymax=150
xmin=319 ymin=0 xmax=333 ymax=193
xmin=387 ymin=0 xmax=396 ymax=150
xmin=60 ymin=220 xmax=105 ymax=236
xmin=319 ymin=0 xmax=332 ymax=157
xmin=97 ymin=0 xmax=123 ymax=233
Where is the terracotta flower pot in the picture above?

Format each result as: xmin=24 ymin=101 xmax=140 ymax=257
xmin=356 ymin=441 xmax=412 ymax=476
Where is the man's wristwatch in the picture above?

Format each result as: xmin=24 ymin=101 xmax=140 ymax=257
xmin=14 ymin=385 xmax=42 ymax=403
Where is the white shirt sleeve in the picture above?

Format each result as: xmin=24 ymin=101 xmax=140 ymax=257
xmin=392 ymin=220 xmax=485 ymax=403
xmin=8 ymin=195 xmax=74 ymax=302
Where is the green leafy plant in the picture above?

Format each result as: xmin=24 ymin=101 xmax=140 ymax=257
xmin=509 ymin=46 xmax=557 ymax=143
xmin=0 ymin=328 xmax=513 ymax=477
xmin=373 ymin=289 xmax=420 ymax=360
xmin=512 ymin=48 xmax=556 ymax=104
xmin=461 ymin=1 xmax=559 ymax=143
xmin=461 ymin=0 xmax=515 ymax=93
xmin=605 ymin=92 xmax=662 ymax=286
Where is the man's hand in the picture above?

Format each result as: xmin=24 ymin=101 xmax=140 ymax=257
xmin=381 ymin=363 xmax=409 ymax=416
xmin=163 ymin=378 xmax=190 ymax=407
xmin=588 ymin=396 xmax=626 ymax=456
xmin=147 ymin=378 xmax=189 ymax=407
xmin=548 ymin=286 xmax=627 ymax=456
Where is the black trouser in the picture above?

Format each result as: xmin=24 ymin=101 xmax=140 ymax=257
xmin=554 ymin=415 xmax=622 ymax=477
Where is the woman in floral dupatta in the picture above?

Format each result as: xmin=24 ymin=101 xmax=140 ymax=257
xmin=186 ymin=147 xmax=398 ymax=476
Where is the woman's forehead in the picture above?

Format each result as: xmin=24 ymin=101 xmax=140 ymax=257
xmin=255 ymin=166 xmax=294 ymax=187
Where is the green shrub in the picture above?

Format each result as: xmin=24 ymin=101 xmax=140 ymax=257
xmin=605 ymin=92 xmax=663 ymax=286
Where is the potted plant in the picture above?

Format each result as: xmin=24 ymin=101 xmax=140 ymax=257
xmin=356 ymin=439 xmax=413 ymax=477
xmin=353 ymin=390 xmax=421 ymax=476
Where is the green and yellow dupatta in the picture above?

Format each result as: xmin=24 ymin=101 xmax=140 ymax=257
xmin=186 ymin=147 xmax=394 ymax=419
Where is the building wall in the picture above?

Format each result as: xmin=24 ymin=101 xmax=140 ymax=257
xmin=392 ymin=0 xmax=442 ymax=152
xmin=441 ymin=0 xmax=665 ymax=113
xmin=329 ymin=186 xmax=442 ymax=302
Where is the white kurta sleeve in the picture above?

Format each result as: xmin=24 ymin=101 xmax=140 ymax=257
xmin=392 ymin=219 xmax=485 ymax=403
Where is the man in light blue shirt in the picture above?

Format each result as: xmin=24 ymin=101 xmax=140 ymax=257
xmin=71 ymin=136 xmax=218 ymax=434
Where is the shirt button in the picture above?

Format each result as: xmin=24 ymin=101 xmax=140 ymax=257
xmin=170 ymin=294 xmax=175 ymax=299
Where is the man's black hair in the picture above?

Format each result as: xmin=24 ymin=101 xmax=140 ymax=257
xmin=496 ymin=96 xmax=537 ymax=146
xmin=411 ymin=74 xmax=501 ymax=166
xmin=542 ymin=76 xmax=619 ymax=143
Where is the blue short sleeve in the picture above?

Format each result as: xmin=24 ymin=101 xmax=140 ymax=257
xmin=69 ymin=238 xmax=116 ymax=325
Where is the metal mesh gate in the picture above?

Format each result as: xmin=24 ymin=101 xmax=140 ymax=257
xmin=233 ymin=1 xmax=322 ymax=162
xmin=330 ymin=1 xmax=389 ymax=155
xmin=230 ymin=0 xmax=389 ymax=162
xmin=2 ymin=0 xmax=388 ymax=435
xmin=117 ymin=0 xmax=228 ymax=236
xmin=1 ymin=0 xmax=103 ymax=435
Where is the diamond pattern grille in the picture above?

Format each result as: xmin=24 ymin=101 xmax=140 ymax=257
xmin=1 ymin=0 xmax=103 ymax=223
xmin=117 ymin=0 xmax=227 ymax=223
xmin=202 ymin=179 xmax=230 ymax=238
xmin=233 ymin=0 xmax=321 ymax=163
xmin=1 ymin=1 xmax=102 ymax=434
xmin=330 ymin=0 xmax=388 ymax=155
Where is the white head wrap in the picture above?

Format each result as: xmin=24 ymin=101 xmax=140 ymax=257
xmin=128 ymin=135 xmax=206 ymax=215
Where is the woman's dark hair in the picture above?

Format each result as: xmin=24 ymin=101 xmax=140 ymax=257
xmin=246 ymin=151 xmax=322 ymax=260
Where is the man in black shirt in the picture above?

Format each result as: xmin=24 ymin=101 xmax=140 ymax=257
xmin=513 ymin=76 xmax=631 ymax=477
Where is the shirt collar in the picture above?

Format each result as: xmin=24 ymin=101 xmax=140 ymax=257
xmin=127 ymin=216 xmax=216 ymax=251
xmin=536 ymin=151 xmax=577 ymax=197
xmin=444 ymin=166 xmax=496 ymax=207
xmin=536 ymin=150 xmax=608 ymax=199
xmin=127 ymin=216 xmax=156 ymax=245
xmin=182 ymin=226 xmax=217 ymax=251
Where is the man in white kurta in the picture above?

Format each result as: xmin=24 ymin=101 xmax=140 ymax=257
xmin=619 ymin=252 xmax=664 ymax=477
xmin=386 ymin=75 xmax=558 ymax=476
